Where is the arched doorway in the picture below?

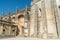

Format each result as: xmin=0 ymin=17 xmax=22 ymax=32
xmin=18 ymin=15 xmax=24 ymax=35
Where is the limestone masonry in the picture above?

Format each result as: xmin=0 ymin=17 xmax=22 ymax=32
xmin=0 ymin=0 xmax=60 ymax=39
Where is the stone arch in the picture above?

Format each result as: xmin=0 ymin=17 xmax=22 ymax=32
xmin=18 ymin=15 xmax=24 ymax=19
xmin=18 ymin=15 xmax=24 ymax=35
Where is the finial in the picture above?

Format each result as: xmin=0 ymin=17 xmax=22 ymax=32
xmin=0 ymin=15 xmax=1 ymax=20
xmin=16 ymin=6 xmax=18 ymax=14
xmin=1 ymin=9 xmax=4 ymax=20
xmin=8 ymin=9 xmax=11 ymax=16
xmin=25 ymin=4 xmax=28 ymax=13
xmin=8 ymin=9 xmax=10 ymax=13
xmin=25 ymin=4 xmax=28 ymax=11
xmin=8 ymin=9 xmax=11 ymax=21
xmin=2 ymin=9 xmax=4 ymax=17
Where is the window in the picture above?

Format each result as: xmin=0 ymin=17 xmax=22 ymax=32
xmin=12 ymin=30 xmax=15 ymax=32
xmin=39 ymin=8 xmax=41 ymax=12
xmin=12 ymin=17 xmax=15 ymax=19
xmin=3 ymin=29 xmax=5 ymax=32
xmin=12 ymin=17 xmax=16 ymax=21
xmin=4 ymin=18 xmax=7 ymax=20
xmin=5 ymin=18 xmax=7 ymax=19
xmin=58 ymin=5 xmax=60 ymax=9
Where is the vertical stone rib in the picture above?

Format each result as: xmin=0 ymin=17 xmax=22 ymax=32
xmin=28 ymin=21 xmax=30 ymax=36
xmin=51 ymin=0 xmax=59 ymax=38
xmin=56 ymin=0 xmax=60 ymax=38
xmin=34 ymin=5 xmax=39 ymax=37
xmin=41 ymin=0 xmax=47 ymax=38
xmin=54 ymin=0 xmax=60 ymax=38
xmin=30 ymin=4 xmax=36 ymax=37
xmin=34 ymin=5 xmax=37 ymax=37
xmin=45 ymin=0 xmax=58 ymax=38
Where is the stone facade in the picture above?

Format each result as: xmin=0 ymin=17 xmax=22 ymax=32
xmin=30 ymin=0 xmax=60 ymax=39
xmin=0 ymin=20 xmax=18 ymax=37
xmin=0 ymin=0 xmax=60 ymax=39
xmin=0 ymin=6 xmax=30 ymax=37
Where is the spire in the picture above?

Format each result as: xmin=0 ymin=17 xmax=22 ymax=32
xmin=16 ymin=7 xmax=18 ymax=14
xmin=25 ymin=4 xmax=28 ymax=12
xmin=25 ymin=4 xmax=30 ymax=20
xmin=0 ymin=15 xmax=1 ymax=20
xmin=8 ymin=9 xmax=11 ymax=16
xmin=8 ymin=9 xmax=11 ymax=21
xmin=16 ymin=7 xmax=18 ymax=19
xmin=1 ymin=9 xmax=4 ymax=20
xmin=2 ymin=9 xmax=4 ymax=17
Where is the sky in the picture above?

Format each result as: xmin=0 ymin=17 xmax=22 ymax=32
xmin=0 ymin=0 xmax=32 ymax=15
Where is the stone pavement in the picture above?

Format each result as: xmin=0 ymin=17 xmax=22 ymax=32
xmin=0 ymin=37 xmax=60 ymax=40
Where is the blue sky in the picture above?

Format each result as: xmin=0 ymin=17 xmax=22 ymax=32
xmin=0 ymin=0 xmax=32 ymax=15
